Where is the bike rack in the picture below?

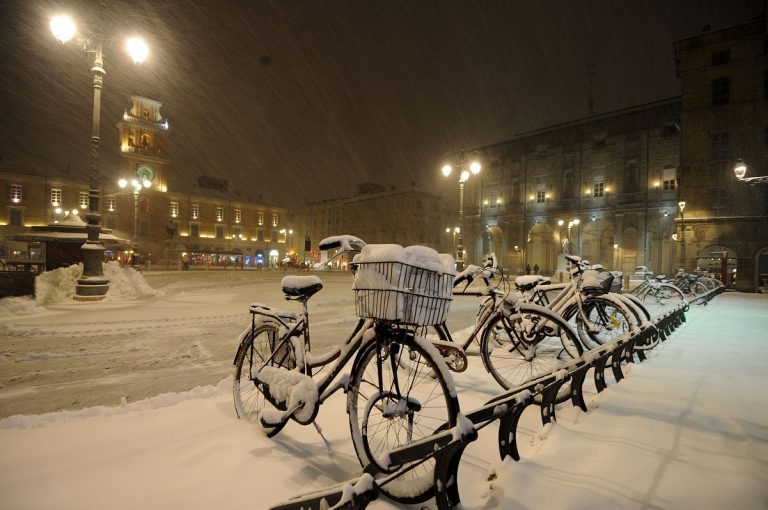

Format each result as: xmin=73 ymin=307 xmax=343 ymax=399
xmin=269 ymin=301 xmax=695 ymax=510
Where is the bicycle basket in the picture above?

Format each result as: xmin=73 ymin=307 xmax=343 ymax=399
xmin=580 ymin=268 xmax=614 ymax=295
xmin=353 ymin=260 xmax=454 ymax=326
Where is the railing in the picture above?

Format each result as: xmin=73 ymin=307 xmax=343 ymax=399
xmin=270 ymin=299 xmax=696 ymax=510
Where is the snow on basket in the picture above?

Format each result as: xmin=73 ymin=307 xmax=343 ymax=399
xmin=352 ymin=244 xmax=455 ymax=326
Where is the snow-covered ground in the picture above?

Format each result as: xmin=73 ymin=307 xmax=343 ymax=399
xmin=1 ymin=268 xmax=767 ymax=509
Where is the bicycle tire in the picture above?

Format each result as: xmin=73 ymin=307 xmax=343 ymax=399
xmin=575 ymin=295 xmax=633 ymax=349
xmin=347 ymin=333 xmax=459 ymax=504
xmin=479 ymin=303 xmax=582 ymax=403
xmin=233 ymin=323 xmax=297 ymax=437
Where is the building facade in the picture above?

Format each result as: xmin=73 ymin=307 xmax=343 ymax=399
xmin=1 ymin=95 xmax=291 ymax=269
xmin=461 ymin=99 xmax=682 ymax=278
xmin=674 ymin=18 xmax=768 ymax=292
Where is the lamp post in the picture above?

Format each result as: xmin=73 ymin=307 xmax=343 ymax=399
xmin=118 ymin=178 xmax=151 ymax=262
xmin=50 ymin=12 xmax=149 ymax=300
xmin=557 ymin=218 xmax=580 ymax=255
xmin=441 ymin=151 xmax=481 ymax=270
xmin=677 ymin=200 xmax=686 ymax=270
xmin=733 ymin=159 xmax=768 ymax=184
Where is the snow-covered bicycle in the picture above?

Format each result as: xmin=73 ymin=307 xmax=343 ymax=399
xmin=232 ymin=244 xmax=460 ymax=504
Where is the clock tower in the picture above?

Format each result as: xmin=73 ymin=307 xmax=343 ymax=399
xmin=116 ymin=95 xmax=171 ymax=192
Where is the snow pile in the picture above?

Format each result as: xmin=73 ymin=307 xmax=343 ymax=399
xmin=34 ymin=264 xmax=82 ymax=305
xmin=31 ymin=262 xmax=158 ymax=306
xmin=0 ymin=296 xmax=40 ymax=317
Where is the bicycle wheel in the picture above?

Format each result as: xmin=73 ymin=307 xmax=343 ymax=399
xmin=347 ymin=333 xmax=459 ymax=504
xmin=653 ymin=283 xmax=685 ymax=309
xmin=233 ymin=323 xmax=297 ymax=436
xmin=576 ymin=295 xmax=632 ymax=349
xmin=690 ymin=280 xmax=708 ymax=296
xmin=479 ymin=303 xmax=582 ymax=403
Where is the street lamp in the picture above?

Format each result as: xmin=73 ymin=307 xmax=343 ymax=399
xmin=50 ymin=12 xmax=149 ymax=300
xmin=118 ymin=178 xmax=151 ymax=261
xmin=733 ymin=159 xmax=768 ymax=184
xmin=441 ymin=151 xmax=481 ymax=270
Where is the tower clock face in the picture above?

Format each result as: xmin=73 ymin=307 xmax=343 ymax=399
xmin=136 ymin=165 xmax=155 ymax=182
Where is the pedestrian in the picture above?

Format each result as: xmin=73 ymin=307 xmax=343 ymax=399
xmin=525 ymin=263 xmax=531 ymax=275
xmin=533 ymin=263 xmax=540 ymax=274
xmin=182 ymin=254 xmax=190 ymax=270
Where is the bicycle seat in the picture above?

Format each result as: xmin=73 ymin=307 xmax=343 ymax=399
xmin=515 ymin=275 xmax=545 ymax=292
xmin=281 ymin=275 xmax=323 ymax=299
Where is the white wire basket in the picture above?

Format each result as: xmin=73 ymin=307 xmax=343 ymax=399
xmin=352 ymin=260 xmax=454 ymax=326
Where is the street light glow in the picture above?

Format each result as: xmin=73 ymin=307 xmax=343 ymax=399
xmin=441 ymin=164 xmax=452 ymax=177
xmin=470 ymin=160 xmax=481 ymax=174
xmin=126 ymin=37 xmax=149 ymax=64
xmin=733 ymin=159 xmax=747 ymax=179
xmin=50 ymin=15 xmax=76 ymax=43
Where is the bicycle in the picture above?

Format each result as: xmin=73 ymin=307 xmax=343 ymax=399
xmin=518 ymin=255 xmax=646 ymax=352
xmin=431 ymin=256 xmax=584 ymax=403
xmin=628 ymin=269 xmax=686 ymax=310
xmin=232 ymin=245 xmax=460 ymax=504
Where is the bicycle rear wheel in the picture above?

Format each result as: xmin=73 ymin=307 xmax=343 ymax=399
xmin=576 ymin=295 xmax=632 ymax=349
xmin=479 ymin=303 xmax=582 ymax=403
xmin=233 ymin=323 xmax=296 ymax=436
xmin=347 ymin=332 xmax=459 ymax=504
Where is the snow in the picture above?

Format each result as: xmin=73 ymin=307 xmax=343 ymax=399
xmin=1 ymin=269 xmax=767 ymax=509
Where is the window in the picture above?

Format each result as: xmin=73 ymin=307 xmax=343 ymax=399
xmin=191 ymin=204 xmax=199 ymax=219
xmin=271 ymin=231 xmax=278 ymax=242
xmin=257 ymin=211 xmax=264 ymax=225
xmin=712 ymin=77 xmax=730 ymax=106
xmin=625 ymin=163 xmax=639 ymax=193
xmin=107 ymin=196 xmax=116 ymax=212
xmin=190 ymin=223 xmax=200 ymax=237
xmin=215 ymin=207 xmax=224 ymax=222
xmin=708 ymin=187 xmax=728 ymax=215
xmin=215 ymin=225 xmax=224 ymax=239
xmin=711 ymin=49 xmax=730 ymax=66
xmin=51 ymin=188 xmax=62 ymax=206
xmin=490 ymin=192 xmax=498 ymax=208
xmin=258 ymin=230 xmax=264 ymax=242
xmin=10 ymin=184 xmax=22 ymax=203
xmin=233 ymin=209 xmax=241 ymax=223
xmin=593 ymin=182 xmax=604 ymax=197
xmin=662 ymin=166 xmax=677 ymax=190
xmin=105 ymin=216 xmax=116 ymax=230
xmin=170 ymin=201 xmax=179 ymax=218
xmin=562 ymin=170 xmax=575 ymax=198
xmin=271 ymin=213 xmax=278 ymax=227
xmin=232 ymin=226 xmax=242 ymax=239
xmin=9 ymin=209 xmax=22 ymax=226
xmin=79 ymin=191 xmax=89 ymax=209
xmin=710 ymin=132 xmax=730 ymax=160
xmin=536 ymin=191 xmax=546 ymax=203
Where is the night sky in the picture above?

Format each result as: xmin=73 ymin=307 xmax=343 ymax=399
xmin=0 ymin=0 xmax=763 ymax=206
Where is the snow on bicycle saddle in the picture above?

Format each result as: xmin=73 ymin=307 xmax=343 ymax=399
xmin=281 ymin=275 xmax=323 ymax=298
xmin=515 ymin=274 xmax=546 ymax=291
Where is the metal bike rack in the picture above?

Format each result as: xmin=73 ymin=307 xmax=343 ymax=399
xmin=269 ymin=302 xmax=693 ymax=510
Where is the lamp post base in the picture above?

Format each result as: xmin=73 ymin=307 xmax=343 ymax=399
xmin=75 ymin=239 xmax=109 ymax=301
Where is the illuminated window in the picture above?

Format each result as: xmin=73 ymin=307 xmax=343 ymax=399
xmin=191 ymin=204 xmax=199 ymax=219
xmin=107 ymin=196 xmax=116 ymax=212
xmin=257 ymin=211 xmax=264 ymax=225
xmin=79 ymin=191 xmax=89 ymax=209
xmin=271 ymin=213 xmax=278 ymax=227
xmin=593 ymin=182 xmax=604 ymax=197
xmin=51 ymin=188 xmax=62 ymax=206
xmin=536 ymin=191 xmax=546 ymax=203
xmin=490 ymin=192 xmax=498 ymax=208
xmin=233 ymin=226 xmax=242 ymax=239
xmin=10 ymin=184 xmax=21 ymax=203
xmin=233 ymin=209 xmax=241 ymax=223
xmin=216 ymin=207 xmax=224 ymax=222
xmin=170 ymin=201 xmax=179 ymax=218
xmin=662 ymin=167 xmax=677 ymax=190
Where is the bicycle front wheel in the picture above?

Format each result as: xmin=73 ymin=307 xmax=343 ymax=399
xmin=347 ymin=334 xmax=459 ymax=504
xmin=233 ymin=323 xmax=296 ymax=436
xmin=480 ymin=303 xmax=582 ymax=402
xmin=576 ymin=295 xmax=633 ymax=349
